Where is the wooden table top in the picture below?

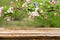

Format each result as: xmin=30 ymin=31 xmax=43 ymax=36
xmin=0 ymin=28 xmax=60 ymax=37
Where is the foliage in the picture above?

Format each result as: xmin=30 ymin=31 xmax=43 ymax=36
xmin=0 ymin=0 xmax=60 ymax=27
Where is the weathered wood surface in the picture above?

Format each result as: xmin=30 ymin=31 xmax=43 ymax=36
xmin=0 ymin=28 xmax=60 ymax=37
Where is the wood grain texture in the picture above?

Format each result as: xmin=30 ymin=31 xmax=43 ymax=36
xmin=0 ymin=28 xmax=60 ymax=37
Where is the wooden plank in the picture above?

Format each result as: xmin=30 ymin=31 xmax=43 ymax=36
xmin=0 ymin=28 xmax=60 ymax=37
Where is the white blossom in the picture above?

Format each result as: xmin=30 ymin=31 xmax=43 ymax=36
xmin=7 ymin=18 xmax=11 ymax=21
xmin=50 ymin=0 xmax=57 ymax=4
xmin=26 ymin=0 xmax=30 ymax=2
xmin=29 ymin=11 xmax=39 ymax=17
xmin=54 ymin=13 xmax=57 ymax=16
xmin=40 ymin=10 xmax=43 ymax=13
xmin=40 ymin=3 xmax=43 ymax=5
xmin=0 ymin=7 xmax=4 ymax=17
xmin=22 ymin=2 xmax=27 ymax=7
xmin=16 ymin=0 xmax=18 ymax=2
xmin=28 ymin=11 xmax=31 ymax=15
xmin=35 ymin=6 xmax=39 ymax=11
xmin=5 ymin=15 xmax=11 ymax=22
xmin=7 ymin=7 xmax=14 ymax=13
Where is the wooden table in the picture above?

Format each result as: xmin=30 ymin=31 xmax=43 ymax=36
xmin=0 ymin=28 xmax=60 ymax=40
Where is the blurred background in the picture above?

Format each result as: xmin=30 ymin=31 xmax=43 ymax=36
xmin=0 ymin=0 xmax=60 ymax=28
